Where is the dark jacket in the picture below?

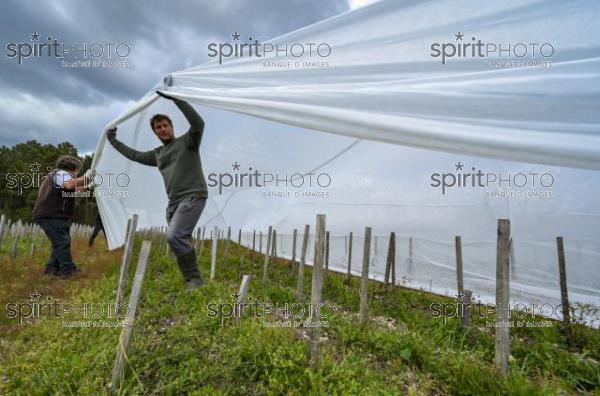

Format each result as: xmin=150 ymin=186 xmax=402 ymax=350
xmin=33 ymin=170 xmax=75 ymax=219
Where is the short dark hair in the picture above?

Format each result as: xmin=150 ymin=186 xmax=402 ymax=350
xmin=150 ymin=114 xmax=173 ymax=130
xmin=55 ymin=155 xmax=82 ymax=171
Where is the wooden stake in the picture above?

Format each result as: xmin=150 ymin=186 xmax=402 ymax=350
xmin=271 ymin=229 xmax=277 ymax=259
xmin=556 ymin=236 xmax=573 ymax=346
xmin=495 ymin=219 xmax=510 ymax=376
xmin=359 ymin=227 xmax=372 ymax=324
xmin=251 ymin=229 xmax=256 ymax=261
xmin=199 ymin=226 xmax=205 ymax=256
xmin=115 ymin=216 xmax=138 ymax=307
xmin=236 ymin=275 xmax=251 ymax=324
xmin=391 ymin=234 xmax=396 ymax=286
xmin=210 ymin=226 xmax=218 ymax=281
xmin=225 ymin=226 xmax=231 ymax=259
xmin=461 ymin=289 xmax=472 ymax=328
xmin=310 ymin=214 xmax=326 ymax=367
xmin=455 ymin=235 xmax=464 ymax=297
xmin=324 ymin=231 xmax=330 ymax=288
xmin=11 ymin=231 xmax=19 ymax=262
xmin=0 ymin=214 xmax=6 ymax=250
xmin=290 ymin=228 xmax=297 ymax=275
xmin=261 ymin=226 xmax=273 ymax=287
xmin=346 ymin=232 xmax=353 ymax=285
xmin=384 ymin=232 xmax=395 ymax=288
xmin=110 ymin=240 xmax=152 ymax=394
xmin=296 ymin=224 xmax=310 ymax=301
xmin=1 ymin=219 xmax=11 ymax=248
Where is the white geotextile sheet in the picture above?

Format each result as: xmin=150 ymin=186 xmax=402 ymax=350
xmin=92 ymin=0 xmax=600 ymax=322
xmin=160 ymin=0 xmax=600 ymax=169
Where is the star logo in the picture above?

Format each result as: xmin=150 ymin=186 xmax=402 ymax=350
xmin=456 ymin=292 xmax=464 ymax=302
xmin=454 ymin=32 xmax=464 ymax=41
xmin=231 ymin=292 xmax=241 ymax=301
xmin=454 ymin=162 xmax=464 ymax=171
xmin=30 ymin=162 xmax=41 ymax=172
xmin=30 ymin=291 xmax=42 ymax=301
xmin=231 ymin=32 xmax=240 ymax=41
xmin=30 ymin=32 xmax=41 ymax=41
xmin=232 ymin=161 xmax=241 ymax=171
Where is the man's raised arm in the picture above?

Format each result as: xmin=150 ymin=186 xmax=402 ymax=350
xmin=106 ymin=127 xmax=157 ymax=166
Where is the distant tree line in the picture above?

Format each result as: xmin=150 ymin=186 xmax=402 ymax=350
xmin=0 ymin=140 xmax=96 ymax=224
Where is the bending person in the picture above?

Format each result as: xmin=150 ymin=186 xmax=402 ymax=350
xmin=33 ymin=156 xmax=90 ymax=278
xmin=106 ymin=92 xmax=207 ymax=291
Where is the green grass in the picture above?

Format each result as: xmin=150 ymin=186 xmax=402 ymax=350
xmin=0 ymin=236 xmax=598 ymax=395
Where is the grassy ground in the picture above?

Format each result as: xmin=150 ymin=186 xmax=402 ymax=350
xmin=0 ymin=233 xmax=598 ymax=395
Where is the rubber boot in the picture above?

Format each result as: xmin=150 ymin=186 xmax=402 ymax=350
xmin=175 ymin=249 xmax=203 ymax=291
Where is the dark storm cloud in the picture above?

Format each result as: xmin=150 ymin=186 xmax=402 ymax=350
xmin=0 ymin=0 xmax=350 ymax=151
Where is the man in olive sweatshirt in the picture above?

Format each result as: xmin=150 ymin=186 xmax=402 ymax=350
xmin=106 ymin=91 xmax=207 ymax=290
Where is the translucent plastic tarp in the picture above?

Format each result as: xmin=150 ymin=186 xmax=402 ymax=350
xmin=92 ymin=0 xmax=600 ymax=322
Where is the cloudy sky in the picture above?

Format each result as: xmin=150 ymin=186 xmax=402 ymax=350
xmin=0 ymin=0 xmax=380 ymax=152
